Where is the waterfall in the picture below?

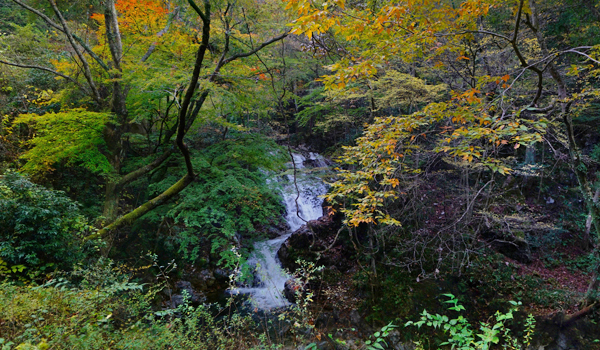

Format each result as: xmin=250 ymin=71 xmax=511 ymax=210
xmin=233 ymin=152 xmax=328 ymax=310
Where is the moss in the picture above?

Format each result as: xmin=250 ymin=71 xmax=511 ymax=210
xmin=87 ymin=174 xmax=194 ymax=241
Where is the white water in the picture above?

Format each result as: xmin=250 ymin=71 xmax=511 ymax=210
xmin=233 ymin=153 xmax=328 ymax=310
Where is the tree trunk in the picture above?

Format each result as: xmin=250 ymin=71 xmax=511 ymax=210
xmin=88 ymin=0 xmax=288 ymax=239
xmin=103 ymin=182 xmax=120 ymax=221
xmin=89 ymin=174 xmax=194 ymax=241
xmin=530 ymin=0 xmax=600 ymax=306
xmin=99 ymin=0 xmax=128 ymax=222
xmin=584 ymin=188 xmax=600 ymax=250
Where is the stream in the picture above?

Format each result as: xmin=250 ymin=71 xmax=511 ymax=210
xmin=232 ymin=152 xmax=328 ymax=310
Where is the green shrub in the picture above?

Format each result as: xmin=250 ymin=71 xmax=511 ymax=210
xmin=406 ymin=294 xmax=535 ymax=350
xmin=0 ymin=259 xmax=158 ymax=349
xmin=0 ymin=258 xmax=315 ymax=350
xmin=0 ymin=171 xmax=89 ymax=272
xmin=143 ymin=134 xmax=288 ymax=265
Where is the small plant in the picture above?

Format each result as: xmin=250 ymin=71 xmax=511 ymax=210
xmin=405 ymin=294 xmax=535 ymax=350
xmin=365 ymin=322 xmax=398 ymax=350
xmin=278 ymin=259 xmax=324 ymax=346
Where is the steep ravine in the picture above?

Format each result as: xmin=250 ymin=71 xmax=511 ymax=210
xmin=232 ymin=152 xmax=329 ymax=309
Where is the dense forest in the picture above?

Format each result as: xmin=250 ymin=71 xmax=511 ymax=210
xmin=1 ymin=0 xmax=600 ymax=348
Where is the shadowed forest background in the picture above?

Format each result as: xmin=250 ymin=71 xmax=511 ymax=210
xmin=1 ymin=0 xmax=600 ymax=348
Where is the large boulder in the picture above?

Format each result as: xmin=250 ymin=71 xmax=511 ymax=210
xmin=278 ymin=214 xmax=338 ymax=271
xmin=259 ymin=219 xmax=291 ymax=239
xmin=164 ymin=280 xmax=206 ymax=309
xmin=183 ymin=268 xmax=218 ymax=291
xmin=283 ymin=278 xmax=303 ymax=303
xmin=277 ymin=206 xmax=355 ymax=275
xmin=278 ymin=226 xmax=316 ymax=271
xmin=178 ymin=266 xmax=231 ymax=302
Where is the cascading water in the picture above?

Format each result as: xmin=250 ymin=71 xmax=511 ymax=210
xmin=233 ymin=153 xmax=328 ymax=310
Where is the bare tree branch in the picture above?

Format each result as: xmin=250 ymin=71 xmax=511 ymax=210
xmin=0 ymin=59 xmax=89 ymax=92
xmin=10 ymin=0 xmax=111 ymax=73
xmin=116 ymin=147 xmax=176 ymax=188
xmin=565 ymin=49 xmax=600 ymax=65
xmin=213 ymin=3 xmax=232 ymax=70
xmin=221 ymin=31 xmax=290 ymax=66
xmin=141 ymin=7 xmax=180 ymax=62
xmin=104 ymin=0 xmax=123 ymax=68
xmin=104 ymin=0 xmax=128 ymax=117
xmin=512 ymin=0 xmax=525 ymax=43
xmin=48 ymin=0 xmax=102 ymax=103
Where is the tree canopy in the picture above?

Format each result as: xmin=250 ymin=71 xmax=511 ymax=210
xmin=2 ymin=0 xmax=600 ymax=347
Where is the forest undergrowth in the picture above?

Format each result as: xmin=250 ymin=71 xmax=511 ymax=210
xmin=2 ymin=0 xmax=600 ymax=348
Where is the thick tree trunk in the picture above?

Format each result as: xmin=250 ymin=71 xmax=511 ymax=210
xmin=88 ymin=0 xmax=212 ymax=240
xmin=103 ymin=181 xmax=120 ymax=221
xmin=89 ymin=0 xmax=288 ymax=239
xmin=100 ymin=0 xmax=130 ymax=223
xmin=105 ymin=0 xmax=128 ymax=119
xmin=101 ymin=124 xmax=124 ymax=221
xmin=584 ymin=188 xmax=600 ymax=249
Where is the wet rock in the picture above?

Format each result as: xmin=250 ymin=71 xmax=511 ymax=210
xmin=184 ymin=268 xmax=217 ymax=291
xmin=284 ymin=278 xmax=303 ymax=303
xmin=161 ymin=287 xmax=172 ymax=298
xmin=349 ymin=310 xmax=362 ymax=326
xmin=303 ymin=157 xmax=330 ymax=168
xmin=493 ymin=236 xmax=531 ymax=263
xmin=176 ymin=281 xmax=205 ymax=303
xmin=164 ymin=280 xmax=206 ymax=309
xmin=308 ymin=214 xmax=340 ymax=236
xmin=214 ymin=268 xmax=230 ymax=282
xmin=265 ymin=220 xmax=291 ymax=239
xmin=387 ymin=330 xmax=418 ymax=350
xmin=290 ymin=224 xmax=318 ymax=249
xmin=530 ymin=314 xmax=600 ymax=350
xmin=278 ymin=213 xmax=342 ymax=271
xmin=166 ymin=294 xmax=185 ymax=309
xmin=278 ymin=225 xmax=318 ymax=271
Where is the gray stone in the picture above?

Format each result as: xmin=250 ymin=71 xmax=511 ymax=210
xmin=284 ymin=278 xmax=303 ymax=303
xmin=165 ymin=280 xmax=206 ymax=308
